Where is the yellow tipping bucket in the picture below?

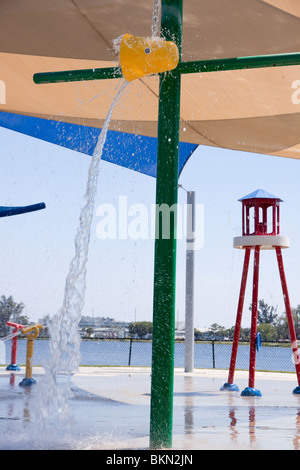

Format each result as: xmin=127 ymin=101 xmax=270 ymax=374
xmin=120 ymin=34 xmax=179 ymax=81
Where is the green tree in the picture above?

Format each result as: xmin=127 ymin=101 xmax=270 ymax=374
xmin=249 ymin=299 xmax=278 ymax=325
xmin=276 ymin=305 xmax=300 ymax=340
xmin=239 ymin=327 xmax=251 ymax=342
xmin=257 ymin=323 xmax=278 ymax=342
xmin=207 ymin=323 xmax=228 ymax=338
xmin=291 ymin=305 xmax=300 ymax=337
xmin=129 ymin=321 xmax=153 ymax=338
xmin=276 ymin=314 xmax=289 ymax=340
xmin=0 ymin=295 xmax=29 ymax=336
xmin=85 ymin=327 xmax=94 ymax=338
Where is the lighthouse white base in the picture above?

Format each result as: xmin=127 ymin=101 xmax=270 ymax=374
xmin=233 ymin=235 xmax=289 ymax=250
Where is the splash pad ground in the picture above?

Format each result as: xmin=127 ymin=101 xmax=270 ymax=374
xmin=0 ymin=366 xmax=300 ymax=450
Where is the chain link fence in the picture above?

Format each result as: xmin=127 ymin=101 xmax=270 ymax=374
xmin=1 ymin=338 xmax=298 ymax=374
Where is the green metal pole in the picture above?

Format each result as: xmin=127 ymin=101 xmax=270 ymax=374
xmin=33 ymin=52 xmax=300 ymax=85
xmin=149 ymin=0 xmax=182 ymax=449
xmin=33 ymin=66 xmax=122 ymax=84
xmin=177 ymin=52 xmax=300 ymax=74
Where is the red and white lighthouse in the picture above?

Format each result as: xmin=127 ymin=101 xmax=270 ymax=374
xmin=221 ymin=189 xmax=300 ymax=396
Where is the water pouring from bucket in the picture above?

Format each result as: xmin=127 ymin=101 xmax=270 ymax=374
xmin=30 ymin=24 xmax=179 ymax=430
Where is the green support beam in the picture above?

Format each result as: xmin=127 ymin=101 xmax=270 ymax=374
xmin=177 ymin=52 xmax=300 ymax=74
xmin=33 ymin=52 xmax=300 ymax=85
xmin=149 ymin=0 xmax=182 ymax=449
xmin=33 ymin=66 xmax=122 ymax=84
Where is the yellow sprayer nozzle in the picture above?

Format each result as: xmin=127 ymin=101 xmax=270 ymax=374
xmin=120 ymin=34 xmax=179 ymax=81
xmin=19 ymin=323 xmax=43 ymax=386
xmin=21 ymin=323 xmax=43 ymax=338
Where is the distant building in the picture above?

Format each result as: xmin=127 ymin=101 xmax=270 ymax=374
xmin=79 ymin=316 xmax=130 ymax=339
xmin=79 ymin=316 xmax=115 ymax=328
xmin=175 ymin=321 xmax=185 ymax=340
xmin=93 ymin=328 xmax=128 ymax=339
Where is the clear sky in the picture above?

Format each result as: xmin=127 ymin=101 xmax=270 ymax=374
xmin=1 ymin=124 xmax=300 ymax=330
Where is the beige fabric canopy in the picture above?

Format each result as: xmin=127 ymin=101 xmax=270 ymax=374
xmin=1 ymin=0 xmax=300 ymax=159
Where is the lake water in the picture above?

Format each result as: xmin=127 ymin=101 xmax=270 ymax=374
xmin=2 ymin=339 xmax=297 ymax=374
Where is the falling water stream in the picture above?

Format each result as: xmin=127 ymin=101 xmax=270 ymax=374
xmin=152 ymin=0 xmax=161 ymax=37
xmin=37 ymin=2 xmax=161 ymax=428
xmin=31 ymin=79 xmax=128 ymax=438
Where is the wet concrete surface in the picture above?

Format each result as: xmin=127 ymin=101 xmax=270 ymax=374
xmin=0 ymin=366 xmax=300 ymax=450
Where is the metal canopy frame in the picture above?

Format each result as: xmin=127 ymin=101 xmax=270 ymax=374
xmin=33 ymin=0 xmax=300 ymax=449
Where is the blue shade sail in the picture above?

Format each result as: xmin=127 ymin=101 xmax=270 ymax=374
xmin=0 ymin=112 xmax=197 ymax=179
